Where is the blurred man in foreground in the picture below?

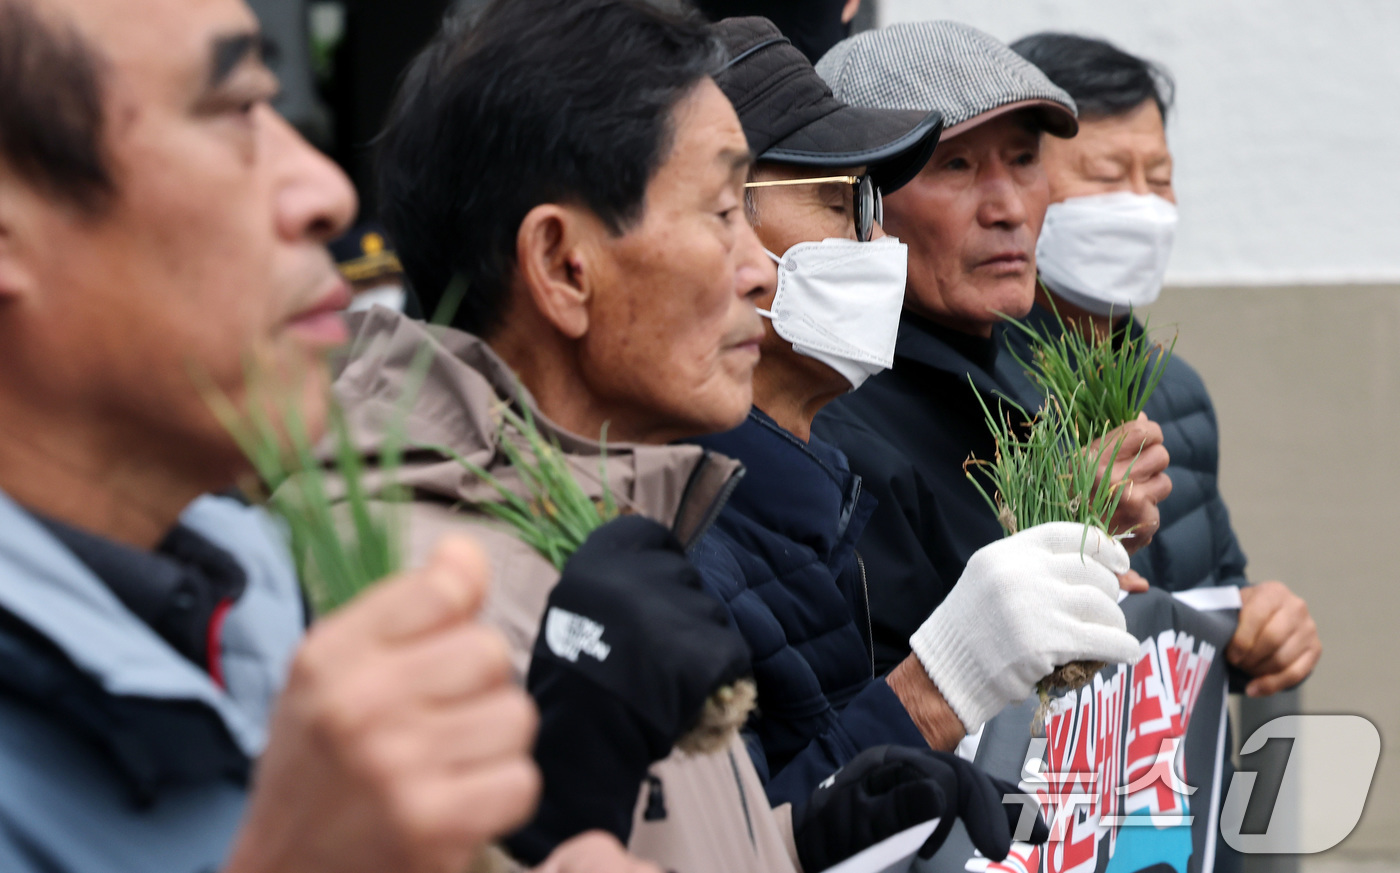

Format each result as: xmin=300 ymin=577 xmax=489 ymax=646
xmin=0 ymin=0 xmax=553 ymax=870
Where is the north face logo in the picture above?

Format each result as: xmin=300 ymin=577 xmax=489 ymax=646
xmin=544 ymin=607 xmax=612 ymax=663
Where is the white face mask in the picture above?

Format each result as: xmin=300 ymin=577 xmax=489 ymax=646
xmin=756 ymin=236 xmax=908 ymax=392
xmin=1035 ymin=192 xmax=1179 ymax=317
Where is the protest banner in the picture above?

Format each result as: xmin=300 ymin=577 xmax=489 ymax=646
xmin=919 ymin=587 xmax=1240 ymax=873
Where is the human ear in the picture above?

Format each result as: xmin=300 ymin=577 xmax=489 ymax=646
xmin=0 ymin=179 xmax=41 ymax=302
xmin=515 ymin=204 xmax=596 ymax=340
xmin=0 ymin=226 xmax=37 ymax=303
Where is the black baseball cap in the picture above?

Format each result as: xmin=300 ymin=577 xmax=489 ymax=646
xmin=712 ymin=17 xmax=943 ymax=194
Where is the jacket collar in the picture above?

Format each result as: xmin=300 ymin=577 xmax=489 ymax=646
xmin=689 ymin=407 xmax=875 ymax=562
xmin=333 ymin=308 xmax=745 ymax=548
xmin=0 ymin=491 xmax=302 ymax=760
xmin=893 ymin=312 xmax=1008 ymax=398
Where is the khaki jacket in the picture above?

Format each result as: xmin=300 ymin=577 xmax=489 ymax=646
xmin=331 ymin=308 xmax=801 ymax=873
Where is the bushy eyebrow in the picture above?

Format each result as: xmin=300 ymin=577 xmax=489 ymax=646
xmin=207 ymin=30 xmax=274 ymax=91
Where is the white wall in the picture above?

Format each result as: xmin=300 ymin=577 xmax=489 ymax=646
xmin=878 ymin=0 xmax=1400 ymax=287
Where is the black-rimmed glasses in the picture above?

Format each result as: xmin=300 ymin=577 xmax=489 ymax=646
xmin=743 ymin=174 xmax=883 ymax=242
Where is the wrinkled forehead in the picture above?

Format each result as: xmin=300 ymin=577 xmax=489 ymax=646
xmin=36 ymin=0 xmax=259 ymax=102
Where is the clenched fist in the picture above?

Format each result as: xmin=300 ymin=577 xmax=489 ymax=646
xmin=1229 ymin=580 xmax=1320 ymax=697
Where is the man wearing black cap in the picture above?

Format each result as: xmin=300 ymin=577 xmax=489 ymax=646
xmin=683 ymin=21 xmax=1136 ymax=858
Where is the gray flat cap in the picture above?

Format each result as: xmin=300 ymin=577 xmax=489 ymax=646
xmin=816 ymin=21 xmax=1079 ymax=139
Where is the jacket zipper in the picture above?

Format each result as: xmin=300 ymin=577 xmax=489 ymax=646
xmin=643 ymin=774 xmax=668 ymax=821
xmin=855 ymin=550 xmax=874 ymax=678
xmin=727 ymin=748 xmax=757 ymax=848
xmin=678 ymin=452 xmax=758 ymax=852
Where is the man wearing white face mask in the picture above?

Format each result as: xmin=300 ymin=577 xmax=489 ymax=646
xmin=1035 ymin=192 xmax=1178 ymax=315
xmin=682 ymin=24 xmax=1140 ymax=855
xmin=1009 ymin=33 xmax=1319 ymax=701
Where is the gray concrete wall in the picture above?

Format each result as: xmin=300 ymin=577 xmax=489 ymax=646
xmin=1144 ymin=286 xmax=1400 ymax=862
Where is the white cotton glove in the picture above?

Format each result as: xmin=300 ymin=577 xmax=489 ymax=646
xmin=910 ymin=522 xmax=1141 ymax=734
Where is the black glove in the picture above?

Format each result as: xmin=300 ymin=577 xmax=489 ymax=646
xmin=505 ymin=515 xmax=752 ymax=864
xmin=794 ymin=746 xmax=1049 ymax=873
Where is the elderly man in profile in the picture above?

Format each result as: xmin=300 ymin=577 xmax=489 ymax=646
xmin=0 ymin=0 xmax=560 ymax=871
xmin=337 ymin=1 xmax=799 ymax=871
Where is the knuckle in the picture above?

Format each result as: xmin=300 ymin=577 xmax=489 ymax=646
xmin=359 ymin=729 xmax=415 ymax=789
xmin=385 ymin=782 xmax=445 ymax=848
xmin=497 ymin=758 xmax=544 ymax=824
xmin=507 ymin=689 xmax=540 ymax=742
xmin=304 ymin=663 xmax=395 ymax=751
xmin=288 ymin=630 xmax=337 ymax=689
xmin=310 ymin=682 xmax=375 ymax=751
xmin=463 ymin=626 xmax=513 ymax=686
xmin=449 ymin=762 xmax=541 ymax=846
xmin=1254 ymin=635 xmax=1283 ymax=659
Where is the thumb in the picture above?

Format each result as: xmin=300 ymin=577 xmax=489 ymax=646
xmin=572 ymin=515 xmax=680 ymax=562
xmin=915 ymin=780 xmax=959 ymax=861
xmin=1073 ymin=622 xmax=1143 ymax=666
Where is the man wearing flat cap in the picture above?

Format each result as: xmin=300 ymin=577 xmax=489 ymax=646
xmin=682 ymin=20 xmax=1132 ymax=869
xmin=811 ymin=22 xmax=1171 ymax=742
